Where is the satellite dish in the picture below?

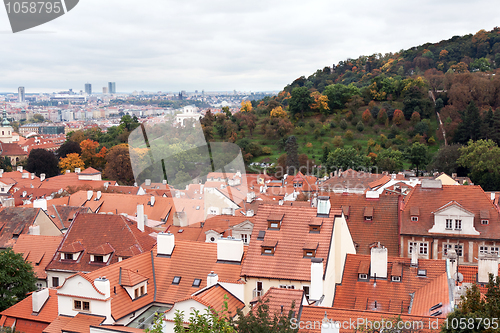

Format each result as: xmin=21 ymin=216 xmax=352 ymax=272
xmin=453 ymin=272 xmax=464 ymax=283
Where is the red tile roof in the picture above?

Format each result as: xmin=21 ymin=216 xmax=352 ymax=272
xmin=254 ymin=287 xmax=304 ymax=318
xmin=333 ymin=254 xmax=448 ymax=316
xmin=298 ymin=305 xmax=444 ymax=333
xmin=12 ymin=235 xmax=63 ymax=279
xmin=0 ymin=207 xmax=43 ymax=248
xmin=241 ymin=205 xmax=339 ymax=281
xmin=401 ymin=185 xmax=500 ymax=239
xmin=46 ymin=213 xmax=156 ymax=274
xmin=0 ymin=142 xmax=27 ymax=156
xmin=329 ymin=193 xmax=400 ymax=257
xmin=119 ymin=267 xmax=148 ymax=287
xmin=0 ymin=289 xmax=58 ymax=326
xmin=190 ymin=284 xmax=245 ymax=317
xmin=320 ymin=169 xmax=386 ymax=192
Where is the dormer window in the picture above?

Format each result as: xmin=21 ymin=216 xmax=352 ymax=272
xmin=411 ymin=216 xmax=418 ymax=222
xmin=64 ymin=253 xmax=74 ymax=260
xmin=88 ymin=243 xmax=114 ymax=264
xmin=392 ymin=276 xmax=401 ymax=282
xmin=480 ymin=210 xmax=490 ymax=225
xmin=267 ymin=213 xmax=284 ymax=230
xmin=309 ymin=218 xmax=323 ymax=233
xmin=357 ymin=261 xmax=370 ymax=281
xmin=303 ymin=242 xmax=318 ymax=258
xmin=364 ymin=207 xmax=373 ymax=221
xmin=261 ymin=239 xmax=277 ymax=256
xmin=119 ymin=268 xmax=148 ymax=300
xmin=359 ymin=274 xmax=368 ymax=280
xmin=445 ymin=219 xmax=453 ymax=229
xmin=94 ymin=255 xmax=104 ymax=263
xmin=455 ymin=219 xmax=462 ymax=230
xmin=410 ymin=207 xmax=419 ymax=222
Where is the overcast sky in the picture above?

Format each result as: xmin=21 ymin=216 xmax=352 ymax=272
xmin=1 ymin=0 xmax=499 ymax=94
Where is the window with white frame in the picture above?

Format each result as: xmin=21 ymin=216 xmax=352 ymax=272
xmin=445 ymin=219 xmax=453 ymax=229
xmin=482 ymin=219 xmax=489 ymax=225
xmin=455 ymin=244 xmax=463 ymax=257
xmin=443 ymin=244 xmax=453 ymax=256
xmin=411 ymin=216 xmax=418 ymax=221
xmin=419 ymin=242 xmax=428 ymax=255
xmin=408 ymin=242 xmax=418 ymax=254
xmin=480 ymin=246 xmax=489 ymax=254
xmin=491 ymin=247 xmax=499 ymax=255
xmin=241 ymin=234 xmax=249 ymax=244
xmin=455 ymin=219 xmax=462 ymax=230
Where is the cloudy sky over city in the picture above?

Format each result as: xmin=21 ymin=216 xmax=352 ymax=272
xmin=1 ymin=0 xmax=499 ymax=93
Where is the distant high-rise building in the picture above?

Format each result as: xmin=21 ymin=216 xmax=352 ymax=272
xmin=18 ymin=86 xmax=25 ymax=102
xmin=103 ymin=87 xmax=108 ymax=94
xmin=84 ymin=83 xmax=92 ymax=95
xmin=108 ymin=82 xmax=116 ymax=94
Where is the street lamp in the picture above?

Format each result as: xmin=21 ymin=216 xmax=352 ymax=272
xmin=447 ymin=249 xmax=459 ymax=286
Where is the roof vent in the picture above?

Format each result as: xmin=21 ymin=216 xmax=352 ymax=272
xmin=257 ymin=230 xmax=265 ymax=240
xmin=417 ymin=269 xmax=427 ymax=277
xmin=421 ymin=179 xmax=442 ymax=189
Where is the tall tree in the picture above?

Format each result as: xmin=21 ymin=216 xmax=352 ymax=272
xmin=25 ymin=149 xmax=59 ymax=177
xmin=457 ymin=139 xmax=500 ymax=190
xmin=80 ymin=139 xmax=107 ymax=170
xmin=429 ymin=144 xmax=464 ymax=176
xmin=325 ymin=147 xmax=368 ymax=172
xmin=288 ymin=87 xmax=313 ymax=118
xmin=454 ymin=101 xmax=482 ymax=144
xmin=57 ymin=140 xmax=82 ymax=159
xmin=285 ymin=136 xmax=299 ymax=175
xmin=405 ymin=142 xmax=430 ymax=176
xmin=0 ymin=248 xmax=37 ymax=311
xmin=104 ymin=144 xmax=135 ymax=185
xmin=59 ymin=153 xmax=85 ymax=174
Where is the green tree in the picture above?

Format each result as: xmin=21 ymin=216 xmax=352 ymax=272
xmin=288 ymin=87 xmax=313 ymax=118
xmin=405 ymin=142 xmax=430 ymax=176
xmin=441 ymin=274 xmax=500 ymax=333
xmin=429 ymin=144 xmax=464 ymax=176
xmin=25 ymin=149 xmax=59 ymax=177
xmin=119 ymin=114 xmax=140 ymax=132
xmin=285 ymin=136 xmax=299 ymax=175
xmin=454 ymin=101 xmax=482 ymax=144
xmin=323 ymin=83 xmax=360 ymax=111
xmin=325 ymin=147 xmax=368 ymax=172
xmin=0 ymin=248 xmax=37 ymax=311
xmin=376 ymin=149 xmax=404 ymax=173
xmin=457 ymin=139 xmax=500 ymax=190
xmin=232 ymin=297 xmax=297 ymax=333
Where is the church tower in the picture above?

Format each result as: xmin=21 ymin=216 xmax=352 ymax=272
xmin=0 ymin=109 xmax=14 ymax=143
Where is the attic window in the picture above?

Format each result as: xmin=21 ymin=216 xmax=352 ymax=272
xmin=267 ymin=213 xmax=284 ymax=230
xmin=417 ymin=269 xmax=427 ymax=277
xmin=359 ymin=274 xmax=368 ymax=280
xmin=364 ymin=207 xmax=373 ymax=221
xmin=64 ymin=253 xmax=74 ymax=260
xmin=193 ymin=279 xmax=202 ymax=287
xmin=262 ymin=247 xmax=275 ymax=255
xmin=303 ymin=250 xmax=316 ymax=258
xmin=309 ymin=218 xmax=323 ymax=233
xmin=411 ymin=216 xmax=418 ymax=222
xmin=482 ymin=220 xmax=489 ymax=225
xmin=391 ymin=276 xmax=401 ymax=282
xmin=93 ymin=255 xmax=104 ymax=263
xmin=172 ymin=276 xmax=181 ymax=285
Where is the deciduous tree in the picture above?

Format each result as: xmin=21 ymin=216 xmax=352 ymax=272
xmin=104 ymin=144 xmax=135 ymax=185
xmin=59 ymin=153 xmax=85 ymax=174
xmin=25 ymin=149 xmax=59 ymax=177
xmin=0 ymin=248 xmax=37 ymax=311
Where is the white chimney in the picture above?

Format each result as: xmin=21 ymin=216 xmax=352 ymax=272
xmin=162 ymin=179 xmax=167 ymax=185
xmin=87 ymin=190 xmax=93 ymax=201
xmin=145 ymin=179 xmax=151 ymax=186
xmin=40 ymin=173 xmax=45 ymax=181
xmin=94 ymin=277 xmax=110 ymax=298
xmin=310 ymin=258 xmax=324 ymax=301
xmin=65 ymin=169 xmax=70 ymax=174
xmin=137 ymin=204 xmax=145 ymax=232
xmin=246 ymin=192 xmax=255 ymax=203
xmin=217 ymin=237 xmax=244 ymax=263
xmin=411 ymin=249 xmax=418 ymax=267
xmin=96 ymin=191 xmax=102 ymax=200
xmin=207 ymin=271 xmax=219 ymax=288
xmin=246 ymin=210 xmax=254 ymax=217
xmin=31 ymin=173 xmax=35 ymax=180
xmin=32 ymin=288 xmax=50 ymax=313
xmin=157 ymin=232 xmax=175 ymax=256
xmin=478 ymin=254 xmax=499 ymax=284
xmin=22 ymin=173 xmax=29 ymax=179
xmin=17 ymin=166 xmax=23 ymax=172
xmin=491 ymin=192 xmax=495 ymax=201
xmin=33 ymin=198 xmax=47 ymax=211
xmin=370 ymin=245 xmax=388 ymax=279
xmin=150 ymin=196 xmax=155 ymax=206
xmin=75 ymin=167 xmax=81 ymax=173
xmin=29 ymin=225 xmax=40 ymax=235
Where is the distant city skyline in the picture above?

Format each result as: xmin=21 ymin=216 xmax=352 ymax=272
xmin=1 ymin=0 xmax=499 ymax=93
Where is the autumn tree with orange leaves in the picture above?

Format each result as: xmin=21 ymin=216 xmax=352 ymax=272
xmin=80 ymin=139 xmax=107 ymax=170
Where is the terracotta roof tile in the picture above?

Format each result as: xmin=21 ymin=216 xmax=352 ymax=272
xmin=88 ymin=242 xmax=115 ymax=255
xmin=0 ymin=288 xmax=58 ymax=324
xmin=298 ymin=305 xmax=444 ymax=333
xmin=120 ymin=267 xmax=148 ymax=287
xmin=254 ymin=287 xmax=303 ymax=318
xmin=0 ymin=207 xmax=42 ymax=249
xmin=329 ymin=194 xmax=399 ymax=257
xmin=46 ymin=213 xmax=156 ymax=274
xmin=401 ymin=185 xmax=500 ymax=239
xmin=13 ymin=235 xmax=63 ymax=279
xmin=411 ymin=272 xmax=450 ymax=318
xmin=333 ymin=254 xmax=448 ymax=316
xmin=241 ymin=205 xmax=335 ymax=281
xmin=193 ymin=284 xmax=245 ymax=316
xmin=60 ymin=313 xmax=105 ymax=333
xmin=43 ymin=316 xmax=72 ymax=333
